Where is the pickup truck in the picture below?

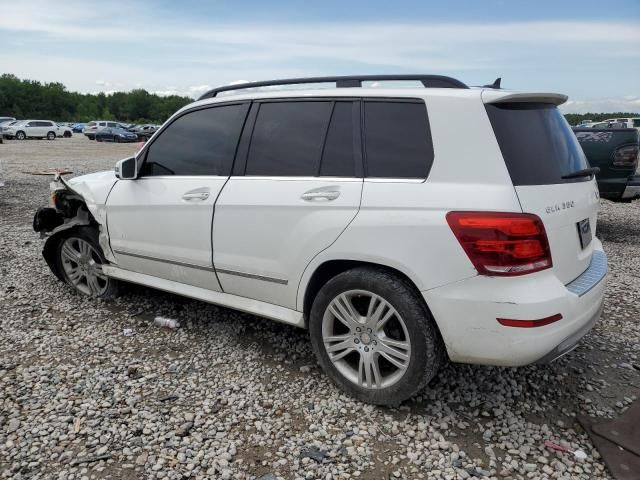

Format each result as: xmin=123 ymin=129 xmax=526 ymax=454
xmin=573 ymin=127 xmax=640 ymax=202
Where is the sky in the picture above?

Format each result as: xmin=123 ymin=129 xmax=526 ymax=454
xmin=0 ymin=0 xmax=639 ymax=114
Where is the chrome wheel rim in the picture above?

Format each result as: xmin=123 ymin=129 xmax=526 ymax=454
xmin=322 ymin=290 xmax=411 ymax=390
xmin=60 ymin=237 xmax=108 ymax=296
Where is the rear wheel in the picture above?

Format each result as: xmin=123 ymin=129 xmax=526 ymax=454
xmin=64 ymin=131 xmax=72 ymax=138
xmin=16 ymin=131 xmax=26 ymax=140
xmin=309 ymin=267 xmax=444 ymax=405
xmin=96 ymin=136 xmax=102 ymax=142
xmin=114 ymin=135 xmax=120 ymax=143
xmin=47 ymin=131 xmax=56 ymax=140
xmin=55 ymin=227 xmax=119 ymax=299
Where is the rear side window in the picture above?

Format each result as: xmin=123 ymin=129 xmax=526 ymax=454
xmin=246 ymin=101 xmax=332 ymax=176
xmin=140 ymin=103 xmax=249 ymax=176
xmin=363 ymin=101 xmax=433 ymax=178
xmin=633 ymin=119 xmax=640 ymax=128
xmin=320 ymin=102 xmax=356 ymax=177
xmin=485 ymin=103 xmax=589 ymax=185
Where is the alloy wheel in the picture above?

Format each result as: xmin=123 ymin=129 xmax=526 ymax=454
xmin=322 ymin=290 xmax=411 ymax=389
xmin=60 ymin=237 xmax=109 ymax=296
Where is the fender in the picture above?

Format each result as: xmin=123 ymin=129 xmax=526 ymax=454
xmin=34 ymin=170 xmax=120 ymax=265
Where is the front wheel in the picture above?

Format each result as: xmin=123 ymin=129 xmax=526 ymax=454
xmin=309 ymin=267 xmax=444 ymax=405
xmin=55 ymin=227 xmax=119 ymax=299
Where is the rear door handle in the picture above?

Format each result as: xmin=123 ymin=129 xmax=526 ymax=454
xmin=182 ymin=191 xmax=210 ymax=201
xmin=301 ymin=190 xmax=340 ymax=201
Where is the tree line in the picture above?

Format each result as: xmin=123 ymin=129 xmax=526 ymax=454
xmin=1 ymin=73 xmax=637 ymax=126
xmin=0 ymin=74 xmax=193 ymax=124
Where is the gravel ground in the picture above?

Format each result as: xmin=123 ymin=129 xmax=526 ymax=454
xmin=1 ymin=135 xmax=639 ymax=480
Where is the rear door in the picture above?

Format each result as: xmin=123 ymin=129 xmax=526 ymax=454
xmin=484 ymin=100 xmax=600 ymax=283
xmin=213 ymin=99 xmax=363 ymax=309
xmin=106 ymin=102 xmax=250 ymax=290
xmin=24 ymin=121 xmax=39 ymax=137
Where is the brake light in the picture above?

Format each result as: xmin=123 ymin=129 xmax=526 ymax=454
xmin=446 ymin=211 xmax=552 ymax=276
xmin=612 ymin=145 xmax=639 ymax=168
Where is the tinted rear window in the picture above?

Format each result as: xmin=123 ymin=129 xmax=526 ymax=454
xmin=246 ymin=101 xmax=332 ymax=176
xmin=485 ymin=103 xmax=589 ymax=185
xmin=363 ymin=101 xmax=433 ymax=178
xmin=320 ymin=102 xmax=356 ymax=177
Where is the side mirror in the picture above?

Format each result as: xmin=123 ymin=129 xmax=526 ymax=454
xmin=115 ymin=157 xmax=137 ymax=180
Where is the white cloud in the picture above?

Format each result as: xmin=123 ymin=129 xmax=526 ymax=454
xmin=561 ymin=97 xmax=640 ymax=114
xmin=0 ymin=0 xmax=637 ymax=109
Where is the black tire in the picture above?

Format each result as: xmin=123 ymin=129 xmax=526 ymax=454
xmin=114 ymin=136 xmax=120 ymax=143
xmin=64 ymin=131 xmax=72 ymax=138
xmin=309 ymin=267 xmax=444 ymax=405
xmin=16 ymin=131 xmax=26 ymax=140
xmin=47 ymin=131 xmax=56 ymax=140
xmin=54 ymin=226 xmax=119 ymax=300
xmin=96 ymin=136 xmax=102 ymax=142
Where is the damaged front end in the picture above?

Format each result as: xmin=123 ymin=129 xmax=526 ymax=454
xmin=33 ymin=172 xmax=117 ymax=280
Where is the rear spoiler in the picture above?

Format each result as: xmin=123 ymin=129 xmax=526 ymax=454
xmin=482 ymin=90 xmax=568 ymax=106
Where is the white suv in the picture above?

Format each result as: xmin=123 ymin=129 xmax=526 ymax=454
xmin=5 ymin=120 xmax=61 ymax=140
xmin=33 ymin=75 xmax=607 ymax=405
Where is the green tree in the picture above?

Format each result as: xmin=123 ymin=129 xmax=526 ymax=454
xmin=0 ymin=74 xmax=192 ymax=123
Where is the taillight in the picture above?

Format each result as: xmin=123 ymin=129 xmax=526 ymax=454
xmin=446 ymin=211 xmax=552 ymax=276
xmin=612 ymin=144 xmax=639 ymax=168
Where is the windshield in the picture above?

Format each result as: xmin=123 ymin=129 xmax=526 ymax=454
xmin=485 ymin=103 xmax=590 ymax=185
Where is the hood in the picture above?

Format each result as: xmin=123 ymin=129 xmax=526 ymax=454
xmin=65 ymin=170 xmax=118 ymax=222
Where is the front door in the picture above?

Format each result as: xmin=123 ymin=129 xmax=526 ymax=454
xmin=106 ymin=102 xmax=250 ymax=290
xmin=213 ymin=100 xmax=363 ymax=309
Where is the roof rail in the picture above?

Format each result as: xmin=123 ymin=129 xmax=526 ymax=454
xmin=198 ymin=74 xmax=469 ymax=100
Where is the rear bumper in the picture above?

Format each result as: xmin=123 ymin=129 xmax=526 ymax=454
xmin=423 ymin=240 xmax=607 ymax=366
xmin=621 ymin=176 xmax=640 ymax=200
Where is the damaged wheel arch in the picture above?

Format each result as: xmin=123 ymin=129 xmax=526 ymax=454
xmin=34 ymin=172 xmax=119 ymax=281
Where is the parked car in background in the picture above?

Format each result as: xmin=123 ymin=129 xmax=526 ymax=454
xmin=33 ymin=75 xmax=607 ymax=405
xmin=2 ymin=120 xmax=61 ymax=140
xmin=72 ymin=123 xmax=87 ymax=133
xmin=1 ymin=120 xmax=20 ymax=136
xmin=130 ymin=124 xmax=160 ymax=141
xmin=605 ymin=118 xmax=640 ymax=129
xmin=0 ymin=117 xmax=15 ymax=144
xmin=574 ymin=126 xmax=640 ymax=202
xmin=57 ymin=123 xmax=73 ymax=138
xmin=84 ymin=121 xmax=119 ymax=140
xmin=95 ymin=127 xmax=139 ymax=143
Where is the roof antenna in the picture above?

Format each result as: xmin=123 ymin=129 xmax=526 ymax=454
xmin=483 ymin=77 xmax=501 ymax=89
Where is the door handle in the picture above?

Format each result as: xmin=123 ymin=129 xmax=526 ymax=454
xmin=300 ymin=190 xmax=340 ymax=201
xmin=182 ymin=192 xmax=210 ymax=201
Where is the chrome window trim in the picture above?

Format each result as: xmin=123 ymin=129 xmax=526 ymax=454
xmin=228 ymin=176 xmax=362 ymax=182
xmin=134 ymin=175 xmax=229 ymax=180
xmin=364 ymin=178 xmax=426 ymax=183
